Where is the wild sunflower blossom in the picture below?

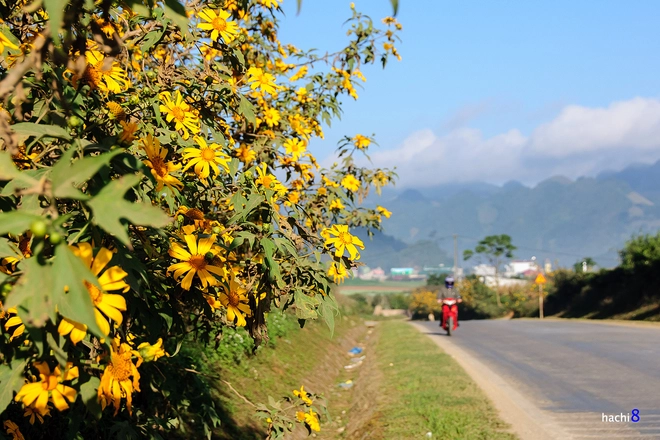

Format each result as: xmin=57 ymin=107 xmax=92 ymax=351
xmin=246 ymin=67 xmax=278 ymax=95
xmin=263 ymin=107 xmax=281 ymax=127
xmin=140 ymin=134 xmax=183 ymax=191
xmin=3 ymin=420 xmax=23 ymax=440
xmin=352 ymin=134 xmax=370 ymax=149
xmin=322 ymin=225 xmax=365 ymax=260
xmin=293 ymin=386 xmax=313 ymax=406
xmin=168 ymin=234 xmax=228 ymax=290
xmin=58 ymin=243 xmax=129 ymax=340
xmin=14 ymin=362 xmax=79 ymax=416
xmin=98 ymin=338 xmax=142 ymax=415
xmin=328 ymin=262 xmax=348 ymax=283
xmin=182 ymin=136 xmax=230 ymax=184
xmin=218 ymin=275 xmax=251 ymax=327
xmin=340 ymin=174 xmax=360 ymax=192
xmin=197 ymin=8 xmax=239 ymax=43
xmin=73 ymin=47 xmax=130 ymax=94
xmin=0 ymin=32 xmax=18 ymax=54
xmin=296 ymin=408 xmax=320 ymax=432
xmin=283 ymin=138 xmax=306 ymax=160
xmin=4 ymin=307 xmax=25 ymax=341
xmin=159 ymin=90 xmax=200 ymax=139
xmin=377 ymin=205 xmax=392 ymax=219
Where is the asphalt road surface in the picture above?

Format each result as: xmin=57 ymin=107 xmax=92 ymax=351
xmin=419 ymin=319 xmax=660 ymax=439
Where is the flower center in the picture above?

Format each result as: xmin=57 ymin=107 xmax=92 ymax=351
xmin=42 ymin=374 xmax=58 ymax=391
xmin=109 ymin=352 xmax=132 ymax=382
xmin=171 ymin=106 xmax=186 ymax=122
xmin=84 ymin=281 xmax=103 ymax=305
xmin=83 ymin=65 xmax=101 ymax=88
xmin=260 ymin=176 xmax=274 ymax=187
xmin=338 ymin=232 xmax=353 ymax=246
xmin=201 ymin=148 xmax=216 ymax=161
xmin=212 ymin=17 xmax=227 ymax=32
xmin=150 ymin=156 xmax=168 ymax=177
xmin=188 ymin=255 xmax=207 ymax=271
xmin=227 ymin=291 xmax=240 ymax=307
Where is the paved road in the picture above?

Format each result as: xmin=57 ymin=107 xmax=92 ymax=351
xmin=420 ymin=319 xmax=660 ymax=439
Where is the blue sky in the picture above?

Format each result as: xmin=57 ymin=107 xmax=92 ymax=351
xmin=278 ymin=0 xmax=660 ymax=187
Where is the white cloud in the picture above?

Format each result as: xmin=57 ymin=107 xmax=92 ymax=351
xmin=361 ymin=97 xmax=660 ymax=187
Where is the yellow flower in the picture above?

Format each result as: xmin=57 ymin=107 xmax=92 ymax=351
xmin=328 ymin=262 xmax=348 ymax=283
xmin=159 ymin=90 xmax=200 ymax=139
xmin=340 ymin=174 xmax=360 ymax=192
xmin=247 ymin=67 xmax=278 ymax=95
xmin=218 ymin=275 xmax=251 ymax=327
xmin=377 ymin=206 xmax=392 ymax=218
xmin=98 ymin=338 xmax=142 ymax=415
xmin=263 ymin=107 xmax=280 ymax=127
xmin=329 ymin=198 xmax=344 ymax=211
xmin=236 ymin=144 xmax=257 ymax=164
xmin=4 ymin=308 xmax=25 ymax=341
xmin=259 ymin=0 xmax=279 ymax=8
xmin=322 ymin=225 xmax=364 ymax=260
xmin=283 ymin=138 xmax=306 ymax=160
xmin=255 ymin=163 xmax=277 ymax=189
xmin=289 ymin=65 xmax=308 ymax=81
xmin=24 ymin=405 xmax=48 ymax=425
xmin=60 ymin=243 xmax=129 ymax=338
xmin=137 ymin=338 xmax=168 ymax=362
xmin=322 ymin=175 xmax=339 ymax=188
xmin=106 ymin=101 xmax=126 ymax=121
xmin=118 ymin=121 xmax=138 ymax=144
xmin=293 ymin=385 xmax=313 ymax=406
xmin=197 ymin=8 xmax=239 ymax=43
xmin=14 ymin=362 xmax=78 ymax=416
xmin=352 ymin=134 xmax=370 ymax=149
xmin=286 ymin=190 xmax=300 ymax=206
xmin=3 ymin=420 xmax=24 ymax=440
xmin=0 ymin=32 xmax=18 ymax=54
xmin=296 ymin=409 xmax=320 ymax=432
xmin=140 ymin=134 xmax=183 ymax=192
xmin=75 ymin=48 xmax=130 ymax=94
xmin=182 ymin=136 xmax=230 ymax=184
xmin=168 ymin=234 xmax=227 ymax=290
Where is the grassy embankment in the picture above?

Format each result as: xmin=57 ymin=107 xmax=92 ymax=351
xmin=193 ymin=306 xmax=515 ymax=439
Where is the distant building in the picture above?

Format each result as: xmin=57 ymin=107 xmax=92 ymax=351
xmin=506 ymin=260 xmax=539 ymax=277
xmin=390 ymin=268 xmax=414 ymax=276
xmin=358 ymin=267 xmax=387 ymax=281
xmin=473 ymin=264 xmax=496 ymax=277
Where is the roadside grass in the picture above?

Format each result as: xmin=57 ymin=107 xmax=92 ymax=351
xmin=189 ymin=312 xmax=362 ymax=439
xmin=375 ymin=320 xmax=516 ymax=440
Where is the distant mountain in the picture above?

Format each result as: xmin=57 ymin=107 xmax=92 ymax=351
xmin=355 ymin=229 xmax=451 ymax=272
xmin=361 ymin=160 xmax=660 ymax=269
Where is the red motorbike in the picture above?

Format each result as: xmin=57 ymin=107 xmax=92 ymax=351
xmin=440 ymin=297 xmax=460 ymax=336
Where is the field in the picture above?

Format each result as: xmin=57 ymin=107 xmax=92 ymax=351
xmin=338 ymin=280 xmax=425 ymax=296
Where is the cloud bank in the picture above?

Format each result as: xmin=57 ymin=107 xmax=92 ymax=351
xmin=366 ymin=97 xmax=660 ymax=187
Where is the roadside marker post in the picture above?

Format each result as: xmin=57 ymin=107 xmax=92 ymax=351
xmin=535 ymin=273 xmax=547 ymax=319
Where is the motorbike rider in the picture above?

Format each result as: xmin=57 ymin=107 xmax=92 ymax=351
xmin=439 ymin=275 xmax=461 ymax=327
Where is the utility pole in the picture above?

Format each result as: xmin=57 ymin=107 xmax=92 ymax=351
xmin=453 ymin=234 xmax=458 ymax=278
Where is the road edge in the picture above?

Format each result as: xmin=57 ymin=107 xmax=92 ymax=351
xmin=409 ymin=321 xmax=568 ymax=440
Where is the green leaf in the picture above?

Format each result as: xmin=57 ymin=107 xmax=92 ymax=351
xmin=51 ymin=149 xmax=123 ymax=199
xmin=0 ymin=238 xmax=20 ymax=258
xmin=141 ymin=26 xmax=166 ymax=53
xmin=163 ymin=0 xmax=190 ymax=37
xmin=318 ymin=294 xmax=339 ymax=336
xmin=11 ymin=122 xmax=71 ymax=142
xmin=0 ymin=168 xmax=47 ymax=196
xmin=79 ymin=375 xmax=102 ymax=419
xmin=0 ymin=359 xmax=27 ymax=414
xmin=390 ymin=0 xmax=399 ymax=16
xmin=228 ymin=193 xmax=264 ymax=224
xmin=44 ymin=0 xmax=68 ymax=43
xmin=261 ymin=237 xmax=283 ymax=287
xmin=238 ymin=96 xmax=256 ymax=126
xmin=294 ymin=290 xmax=319 ymax=320
xmin=0 ymin=151 xmax=22 ymax=181
xmin=0 ymin=211 xmax=45 ymax=236
xmin=52 ymin=244 xmax=107 ymax=339
xmin=86 ymin=175 xmax=171 ymax=247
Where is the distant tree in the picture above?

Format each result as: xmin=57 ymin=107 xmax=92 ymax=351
xmin=573 ymin=257 xmax=596 ymax=273
xmin=427 ymin=273 xmax=448 ymax=286
xmin=620 ymin=233 xmax=660 ymax=270
xmin=463 ymin=234 xmax=516 ymax=306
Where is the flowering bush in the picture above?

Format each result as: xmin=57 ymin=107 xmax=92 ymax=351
xmin=0 ymin=0 xmax=400 ymax=437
